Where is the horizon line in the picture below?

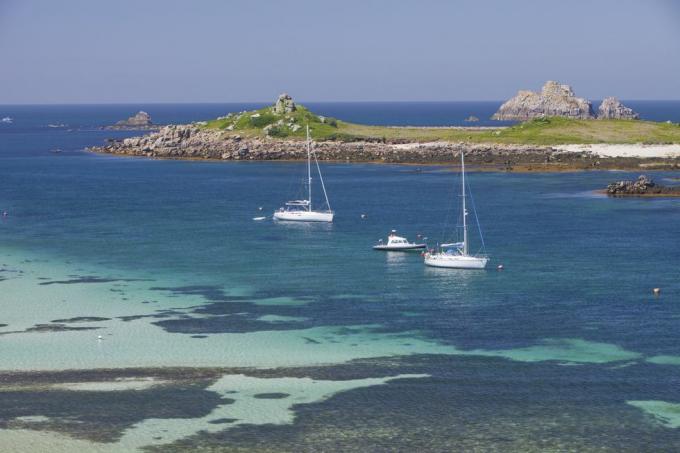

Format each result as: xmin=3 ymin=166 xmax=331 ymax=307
xmin=2 ymin=99 xmax=680 ymax=107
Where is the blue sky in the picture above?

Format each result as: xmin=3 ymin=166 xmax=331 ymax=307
xmin=1 ymin=0 xmax=679 ymax=103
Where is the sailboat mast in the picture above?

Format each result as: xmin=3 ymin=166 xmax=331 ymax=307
xmin=307 ymin=125 xmax=312 ymax=212
xmin=461 ymin=152 xmax=468 ymax=256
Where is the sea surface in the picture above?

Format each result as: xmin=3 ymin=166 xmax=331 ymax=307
xmin=0 ymin=104 xmax=679 ymax=451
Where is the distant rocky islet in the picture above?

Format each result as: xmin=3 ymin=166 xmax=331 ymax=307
xmin=105 ymin=111 xmax=158 ymax=130
xmin=492 ymin=81 xmax=638 ymax=121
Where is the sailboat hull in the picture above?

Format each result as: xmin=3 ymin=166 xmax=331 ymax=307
xmin=424 ymin=254 xmax=488 ymax=269
xmin=273 ymin=211 xmax=334 ymax=222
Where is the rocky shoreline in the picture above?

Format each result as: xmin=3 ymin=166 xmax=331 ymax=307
xmin=88 ymin=124 xmax=680 ymax=171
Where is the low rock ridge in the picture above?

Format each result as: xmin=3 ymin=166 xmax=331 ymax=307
xmin=88 ymin=123 xmax=680 ymax=171
xmin=606 ymin=175 xmax=680 ymax=196
xmin=493 ymin=81 xmax=638 ymax=121
xmin=92 ymin=124 xmax=554 ymax=164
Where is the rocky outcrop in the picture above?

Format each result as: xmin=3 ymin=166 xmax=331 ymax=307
xmin=493 ymin=81 xmax=595 ymax=121
xmin=606 ymin=175 xmax=680 ymax=196
xmin=87 ymin=123 xmax=670 ymax=171
xmin=597 ymin=97 xmax=639 ymax=120
xmin=274 ymin=93 xmax=296 ymax=114
xmin=107 ymin=111 xmax=156 ymax=130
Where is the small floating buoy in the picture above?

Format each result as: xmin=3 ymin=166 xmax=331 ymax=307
xmin=497 ymin=264 xmax=504 ymax=271
xmin=258 ymin=207 xmax=263 ymax=211
xmin=653 ymin=288 xmax=661 ymax=296
xmin=97 ymin=335 xmax=103 ymax=341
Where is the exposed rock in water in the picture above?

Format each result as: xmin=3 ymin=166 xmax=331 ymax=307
xmin=492 ymin=81 xmax=594 ymax=120
xmin=118 ymin=111 xmax=152 ymax=127
xmin=597 ymin=97 xmax=639 ymax=120
xmin=107 ymin=111 xmax=157 ymax=130
xmin=274 ymin=93 xmax=296 ymax=114
xmin=606 ymin=175 xmax=680 ymax=196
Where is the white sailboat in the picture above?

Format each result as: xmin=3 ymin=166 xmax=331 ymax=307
xmin=424 ymin=152 xmax=489 ymax=269
xmin=273 ymin=125 xmax=334 ymax=223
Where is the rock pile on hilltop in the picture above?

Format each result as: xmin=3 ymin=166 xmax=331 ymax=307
xmin=274 ymin=93 xmax=296 ymax=114
xmin=493 ymin=81 xmax=638 ymax=121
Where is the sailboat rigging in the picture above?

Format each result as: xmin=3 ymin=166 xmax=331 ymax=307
xmin=273 ymin=125 xmax=334 ymax=223
xmin=423 ymin=152 xmax=489 ymax=269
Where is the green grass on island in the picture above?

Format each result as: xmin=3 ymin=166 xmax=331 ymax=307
xmin=203 ymin=104 xmax=680 ymax=145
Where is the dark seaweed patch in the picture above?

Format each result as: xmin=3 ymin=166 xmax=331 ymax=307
xmin=252 ymin=393 xmax=289 ymax=399
xmin=50 ymin=317 xmax=111 ymax=323
xmin=149 ymin=285 xmax=249 ymax=303
xmin=0 ymin=382 xmax=229 ymax=443
xmin=0 ymin=323 xmax=103 ymax=335
xmin=40 ymin=276 xmax=151 ymax=286
xmin=208 ymin=418 xmax=238 ymax=424
xmin=145 ymin=286 xmax=416 ymax=337
xmin=27 ymin=324 xmax=102 ymax=333
xmin=117 ymin=310 xmax=184 ymax=322
xmin=146 ymin=356 xmax=680 ymax=452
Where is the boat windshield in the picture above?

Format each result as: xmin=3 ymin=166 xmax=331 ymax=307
xmin=285 ymin=200 xmax=310 ymax=206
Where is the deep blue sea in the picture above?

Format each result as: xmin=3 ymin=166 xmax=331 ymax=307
xmin=0 ymin=103 xmax=679 ymax=451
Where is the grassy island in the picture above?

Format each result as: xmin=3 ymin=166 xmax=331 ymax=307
xmin=203 ymin=104 xmax=680 ymax=146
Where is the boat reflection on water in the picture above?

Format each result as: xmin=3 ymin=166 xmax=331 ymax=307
xmin=384 ymin=251 xmax=409 ymax=266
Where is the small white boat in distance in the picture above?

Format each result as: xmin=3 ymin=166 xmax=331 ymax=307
xmin=273 ymin=125 xmax=334 ymax=223
xmin=373 ymin=230 xmax=426 ymax=251
xmin=424 ymin=152 xmax=489 ymax=269
xmin=1 ymin=117 xmax=12 ymax=124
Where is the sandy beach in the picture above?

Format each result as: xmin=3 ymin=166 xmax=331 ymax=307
xmin=555 ymin=143 xmax=680 ymax=158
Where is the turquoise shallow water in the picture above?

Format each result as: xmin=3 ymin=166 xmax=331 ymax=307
xmin=1 ymin=105 xmax=680 ymax=450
